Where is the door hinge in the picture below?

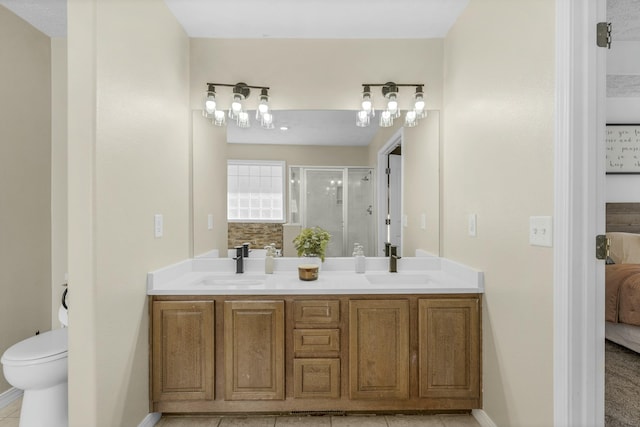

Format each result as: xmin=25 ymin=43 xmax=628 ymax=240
xmin=595 ymin=234 xmax=610 ymax=260
xmin=385 ymin=167 xmax=391 ymax=175
xmin=597 ymin=22 xmax=612 ymax=49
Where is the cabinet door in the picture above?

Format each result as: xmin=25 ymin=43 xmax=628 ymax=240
xmin=152 ymin=300 xmax=214 ymax=402
xmin=418 ymin=298 xmax=480 ymax=399
xmin=224 ymin=300 xmax=285 ymax=400
xmin=349 ymin=299 xmax=409 ymax=400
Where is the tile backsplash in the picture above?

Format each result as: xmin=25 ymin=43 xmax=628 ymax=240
xmin=228 ymin=223 xmax=283 ymax=250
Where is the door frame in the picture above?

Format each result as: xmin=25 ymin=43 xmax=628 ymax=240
xmin=554 ymin=0 xmax=607 ymax=425
xmin=377 ymin=128 xmax=404 ymax=256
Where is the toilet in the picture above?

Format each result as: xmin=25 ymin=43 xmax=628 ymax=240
xmin=1 ymin=304 xmax=68 ymax=427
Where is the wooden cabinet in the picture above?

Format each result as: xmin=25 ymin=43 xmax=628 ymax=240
xmin=348 ymin=299 xmax=409 ymax=400
xmin=292 ymin=300 xmax=341 ymax=399
xmin=151 ymin=300 xmax=214 ymax=402
xmin=223 ymin=300 xmax=285 ymax=400
xmin=418 ymin=298 xmax=480 ymax=400
xmin=150 ymin=294 xmax=481 ymax=413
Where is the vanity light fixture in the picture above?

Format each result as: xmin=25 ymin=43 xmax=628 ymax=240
xmin=356 ymin=82 xmax=427 ymax=128
xmin=202 ymin=82 xmax=274 ymax=129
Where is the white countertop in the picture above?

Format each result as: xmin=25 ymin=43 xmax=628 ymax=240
xmin=147 ymin=254 xmax=484 ymax=296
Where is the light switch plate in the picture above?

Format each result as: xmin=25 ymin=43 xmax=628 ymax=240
xmin=529 ymin=216 xmax=553 ymax=247
xmin=207 ymin=214 xmax=214 ymax=230
xmin=420 ymin=213 xmax=426 ymax=230
xmin=468 ymin=214 xmax=477 ymax=237
xmin=154 ymin=214 xmax=163 ymax=238
xmin=403 ymin=214 xmax=408 ymax=227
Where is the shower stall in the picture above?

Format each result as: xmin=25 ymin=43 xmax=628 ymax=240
xmin=289 ymin=167 xmax=375 ymax=257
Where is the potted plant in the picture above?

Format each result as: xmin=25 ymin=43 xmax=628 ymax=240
xmin=293 ymin=226 xmax=331 ymax=280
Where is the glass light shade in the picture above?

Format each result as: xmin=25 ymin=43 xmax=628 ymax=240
xmin=387 ymin=94 xmax=400 ymax=118
xmin=229 ymin=94 xmax=243 ymax=119
xmin=414 ymin=93 xmax=427 ymax=119
xmin=379 ymin=110 xmax=393 ymax=128
xmin=237 ymin=111 xmax=250 ymax=128
xmin=361 ymin=97 xmax=372 ymax=112
xmin=404 ymin=110 xmax=417 ymax=127
xmin=202 ymin=91 xmax=217 ymax=119
xmin=261 ymin=112 xmax=274 ymax=129
xmin=205 ymin=95 xmax=216 ymax=114
xmin=213 ymin=110 xmax=226 ymax=126
xmin=257 ymin=95 xmax=270 ymax=119
xmin=361 ymin=92 xmax=374 ymax=117
xmin=356 ymin=110 xmax=370 ymax=127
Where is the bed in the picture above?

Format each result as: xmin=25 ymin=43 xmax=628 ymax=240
xmin=605 ymin=203 xmax=640 ymax=353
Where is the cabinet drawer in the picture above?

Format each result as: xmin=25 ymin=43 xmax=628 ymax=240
xmin=293 ymin=300 xmax=340 ymax=327
xmin=294 ymin=329 xmax=340 ymax=357
xmin=293 ymin=358 xmax=340 ymax=399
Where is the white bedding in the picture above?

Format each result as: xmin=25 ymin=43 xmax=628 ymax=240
xmin=606 ymin=321 xmax=640 ymax=353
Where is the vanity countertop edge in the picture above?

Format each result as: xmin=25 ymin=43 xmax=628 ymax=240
xmin=147 ymin=254 xmax=484 ymax=296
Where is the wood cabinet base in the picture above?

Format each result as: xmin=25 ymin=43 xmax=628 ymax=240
xmin=150 ymin=294 xmax=481 ymax=414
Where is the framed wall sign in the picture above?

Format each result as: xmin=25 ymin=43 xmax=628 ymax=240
xmin=606 ymin=124 xmax=640 ymax=174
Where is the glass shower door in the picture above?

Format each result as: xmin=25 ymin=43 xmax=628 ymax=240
xmin=347 ymin=169 xmax=375 ymax=256
xmin=303 ymin=169 xmax=345 ymax=257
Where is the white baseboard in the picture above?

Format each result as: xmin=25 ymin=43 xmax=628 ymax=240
xmin=473 ymin=409 xmax=498 ymax=427
xmin=0 ymin=387 xmax=23 ymax=410
xmin=138 ymin=412 xmax=161 ymax=427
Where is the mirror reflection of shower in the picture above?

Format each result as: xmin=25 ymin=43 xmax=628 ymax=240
xmin=289 ymin=167 xmax=375 ymax=257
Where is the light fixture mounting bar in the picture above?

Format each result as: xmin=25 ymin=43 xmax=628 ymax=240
xmin=361 ymin=83 xmax=424 ymax=88
xmin=206 ymin=82 xmax=270 ymax=90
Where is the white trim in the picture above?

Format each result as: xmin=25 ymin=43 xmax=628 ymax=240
xmin=554 ymin=0 xmax=606 ymax=426
xmin=472 ymin=409 xmax=498 ymax=427
xmin=0 ymin=387 xmax=23 ymax=410
xmin=138 ymin=412 xmax=161 ymax=427
xmin=376 ymin=128 xmax=403 ymax=256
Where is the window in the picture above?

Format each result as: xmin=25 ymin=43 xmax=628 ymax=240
xmin=227 ymin=160 xmax=285 ymax=222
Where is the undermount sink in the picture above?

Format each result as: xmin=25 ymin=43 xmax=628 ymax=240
xmin=365 ymin=273 xmax=431 ymax=286
xmin=199 ymin=274 xmax=267 ymax=287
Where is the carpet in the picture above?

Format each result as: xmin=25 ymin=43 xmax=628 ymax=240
xmin=606 ymin=339 xmax=640 ymax=426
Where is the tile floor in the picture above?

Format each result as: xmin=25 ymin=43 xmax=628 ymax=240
xmin=0 ymin=397 xmax=20 ymax=427
xmin=157 ymin=414 xmax=481 ymax=427
xmin=0 ymin=397 xmax=481 ymax=427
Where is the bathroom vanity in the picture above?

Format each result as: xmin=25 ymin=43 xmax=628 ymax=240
xmin=147 ymin=256 xmax=483 ymax=414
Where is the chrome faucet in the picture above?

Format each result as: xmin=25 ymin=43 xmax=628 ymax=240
xmin=233 ymin=246 xmax=244 ymax=274
xmin=389 ymin=245 xmax=401 ymax=273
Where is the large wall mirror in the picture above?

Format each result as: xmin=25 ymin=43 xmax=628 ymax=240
xmin=192 ymin=109 xmax=440 ymax=258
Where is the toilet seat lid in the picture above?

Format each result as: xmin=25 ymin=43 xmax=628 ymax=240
xmin=1 ymin=328 xmax=67 ymax=365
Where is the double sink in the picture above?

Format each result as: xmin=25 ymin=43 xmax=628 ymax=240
xmin=196 ymin=272 xmax=431 ymax=288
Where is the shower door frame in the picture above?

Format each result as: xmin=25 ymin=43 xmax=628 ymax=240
xmin=290 ymin=165 xmax=376 ymax=257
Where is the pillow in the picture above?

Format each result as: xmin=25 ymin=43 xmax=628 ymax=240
xmin=607 ymin=232 xmax=640 ymax=264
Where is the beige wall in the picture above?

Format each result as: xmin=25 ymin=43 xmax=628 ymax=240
xmin=0 ymin=6 xmax=52 ymax=393
xmin=190 ymin=39 xmax=444 ymax=111
xmin=442 ymin=1 xmax=555 ymax=426
xmin=67 ymin=0 xmax=190 ymax=425
xmin=191 ymin=39 xmax=443 ymax=257
xmin=51 ymin=37 xmax=67 ymax=327
xmin=403 ymin=111 xmax=440 ymax=256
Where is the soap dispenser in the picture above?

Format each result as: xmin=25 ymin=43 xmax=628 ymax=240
xmin=354 ymin=243 xmax=366 ymax=274
xmin=265 ymin=245 xmax=275 ymax=274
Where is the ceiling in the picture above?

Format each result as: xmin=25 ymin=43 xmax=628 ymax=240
xmin=164 ymin=0 xmax=469 ymax=39
xmin=227 ymin=110 xmax=379 ymax=146
xmin=0 ymin=0 xmax=469 ymax=39
xmin=0 ymin=0 xmax=468 ymax=145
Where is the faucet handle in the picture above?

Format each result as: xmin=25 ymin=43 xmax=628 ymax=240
xmin=234 ymin=246 xmax=243 ymax=259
